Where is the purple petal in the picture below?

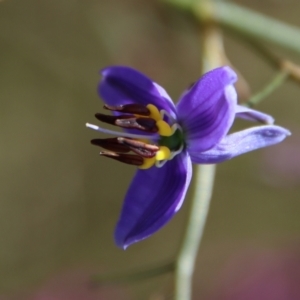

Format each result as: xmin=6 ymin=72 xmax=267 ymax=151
xmin=190 ymin=125 xmax=291 ymax=164
xmin=177 ymin=66 xmax=238 ymax=152
xmin=115 ymin=152 xmax=192 ymax=249
xmin=235 ymin=105 xmax=275 ymax=124
xmin=99 ymin=66 xmax=176 ymax=117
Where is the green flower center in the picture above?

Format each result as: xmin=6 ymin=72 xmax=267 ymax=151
xmin=158 ymin=129 xmax=184 ymax=152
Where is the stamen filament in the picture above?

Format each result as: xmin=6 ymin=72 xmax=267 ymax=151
xmin=169 ymin=143 xmax=184 ymax=160
xmin=160 ymin=109 xmax=176 ymax=124
xmin=86 ymin=123 xmax=159 ymax=140
xmin=171 ymin=123 xmax=183 ymax=133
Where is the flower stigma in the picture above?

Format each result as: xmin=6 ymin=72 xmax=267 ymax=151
xmin=86 ymin=103 xmax=184 ymax=169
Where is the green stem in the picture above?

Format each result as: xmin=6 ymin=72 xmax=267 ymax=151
xmin=210 ymin=1 xmax=300 ymax=55
xmin=174 ymin=23 xmax=221 ymax=300
xmin=163 ymin=0 xmax=300 ymax=55
xmin=175 ymin=165 xmax=216 ymax=300
xmin=91 ymin=261 xmax=175 ymax=285
xmin=245 ymin=71 xmax=288 ymax=107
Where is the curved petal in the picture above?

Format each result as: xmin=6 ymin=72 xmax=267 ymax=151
xmin=99 ymin=66 xmax=176 ymax=117
xmin=235 ymin=105 xmax=275 ymax=124
xmin=114 ymin=152 xmax=192 ymax=249
xmin=190 ymin=125 xmax=291 ymax=164
xmin=177 ymin=66 xmax=237 ymax=152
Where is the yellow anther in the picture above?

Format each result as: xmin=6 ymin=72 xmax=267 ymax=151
xmin=156 ymin=146 xmax=171 ymax=161
xmin=156 ymin=120 xmax=173 ymax=136
xmin=139 ymin=156 xmax=156 ymax=170
xmin=146 ymin=104 xmax=161 ymax=121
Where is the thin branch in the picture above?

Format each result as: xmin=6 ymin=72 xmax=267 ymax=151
xmin=91 ymin=261 xmax=175 ymax=285
xmin=245 ymin=71 xmax=289 ymax=107
xmin=228 ymin=33 xmax=300 ymax=84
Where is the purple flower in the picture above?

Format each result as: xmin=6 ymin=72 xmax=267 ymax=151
xmin=86 ymin=66 xmax=290 ymax=249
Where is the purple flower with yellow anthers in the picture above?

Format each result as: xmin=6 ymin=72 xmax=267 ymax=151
xmin=86 ymin=66 xmax=290 ymax=249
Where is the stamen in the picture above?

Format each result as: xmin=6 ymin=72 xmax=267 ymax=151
xmin=135 ymin=118 xmax=158 ymax=132
xmin=169 ymin=143 xmax=184 ymax=160
xmin=86 ymin=123 xmax=159 ymax=140
xmin=155 ymin=140 xmax=184 ymax=168
xmin=95 ymin=112 xmax=158 ymax=132
xmin=99 ymin=151 xmax=144 ymax=166
xmin=155 ymin=146 xmax=171 ymax=161
xmin=117 ymin=138 xmax=159 ymax=151
xmin=156 ymin=160 xmax=168 ymax=168
xmin=114 ymin=117 xmax=158 ymax=132
xmin=91 ymin=138 xmax=130 ymax=153
xmin=171 ymin=123 xmax=183 ymax=134
xmin=104 ymin=104 xmax=150 ymax=116
xmin=138 ymin=157 xmax=156 ymax=170
xmin=160 ymin=109 xmax=176 ymax=124
xmin=146 ymin=104 xmax=161 ymax=121
xmin=95 ymin=113 xmax=132 ymax=125
xmin=156 ymin=120 xmax=173 ymax=136
xmin=87 ymin=103 xmax=184 ymax=170
xmin=117 ymin=137 xmax=159 ymax=158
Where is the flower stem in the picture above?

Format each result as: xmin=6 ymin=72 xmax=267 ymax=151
xmin=163 ymin=0 xmax=300 ymax=55
xmin=174 ymin=165 xmax=216 ymax=300
xmin=210 ymin=1 xmax=300 ymax=56
xmin=245 ymin=71 xmax=288 ymax=107
xmin=174 ymin=20 xmax=222 ymax=300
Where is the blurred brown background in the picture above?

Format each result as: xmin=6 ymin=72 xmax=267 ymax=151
xmin=0 ymin=0 xmax=300 ymax=299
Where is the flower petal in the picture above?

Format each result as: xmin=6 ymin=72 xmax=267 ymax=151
xmin=114 ymin=152 xmax=192 ymax=249
xmin=177 ymin=66 xmax=238 ymax=152
xmin=235 ymin=105 xmax=275 ymax=124
xmin=190 ymin=125 xmax=291 ymax=164
xmin=99 ymin=66 xmax=176 ymax=116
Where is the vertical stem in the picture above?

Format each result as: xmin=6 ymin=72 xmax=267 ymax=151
xmin=175 ymin=165 xmax=216 ymax=300
xmin=174 ymin=25 xmax=223 ymax=300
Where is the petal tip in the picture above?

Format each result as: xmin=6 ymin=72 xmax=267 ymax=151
xmin=235 ymin=105 xmax=276 ymax=125
xmin=265 ymin=117 xmax=275 ymax=125
xmin=114 ymin=233 xmax=129 ymax=250
xmin=281 ymin=128 xmax=291 ymax=137
xmin=100 ymin=66 xmax=123 ymax=77
xmin=189 ymin=125 xmax=291 ymax=164
xmin=264 ymin=126 xmax=291 ymax=138
xmin=114 ymin=233 xmax=139 ymax=250
xmin=100 ymin=66 xmax=111 ymax=76
xmin=220 ymin=66 xmax=238 ymax=84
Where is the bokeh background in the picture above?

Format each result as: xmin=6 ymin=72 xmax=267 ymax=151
xmin=1 ymin=0 xmax=300 ymax=299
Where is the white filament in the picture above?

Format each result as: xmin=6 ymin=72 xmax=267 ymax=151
xmin=160 ymin=109 xmax=176 ymax=124
xmin=86 ymin=123 xmax=158 ymax=140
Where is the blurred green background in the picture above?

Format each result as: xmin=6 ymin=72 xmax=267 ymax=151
xmin=0 ymin=0 xmax=300 ymax=299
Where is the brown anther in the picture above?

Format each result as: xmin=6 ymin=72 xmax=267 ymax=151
xmin=135 ymin=118 xmax=157 ymax=132
xmin=115 ymin=117 xmax=158 ymax=132
xmin=95 ymin=113 xmax=132 ymax=125
xmin=117 ymin=137 xmax=159 ymax=151
xmin=91 ymin=138 xmax=130 ymax=153
xmin=104 ymin=104 xmax=150 ymax=116
xmin=95 ymin=113 xmax=158 ymax=133
xmin=117 ymin=137 xmax=159 ymax=158
xmin=99 ymin=151 xmax=144 ymax=166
